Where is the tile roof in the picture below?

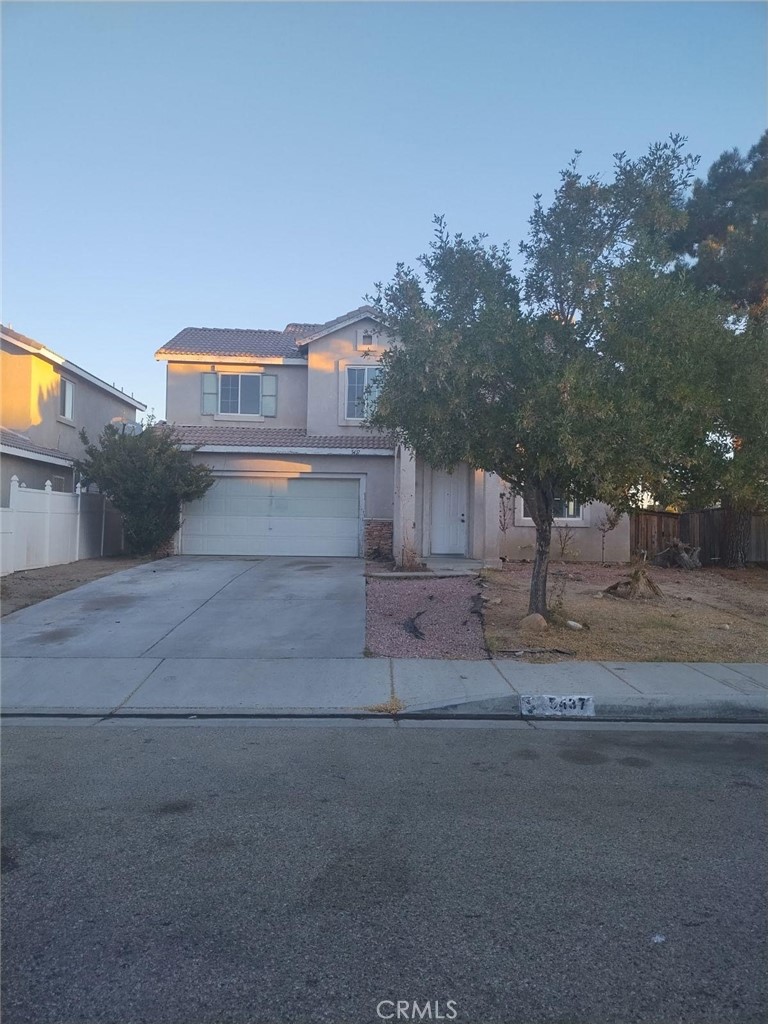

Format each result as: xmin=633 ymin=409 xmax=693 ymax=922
xmin=156 ymin=306 xmax=382 ymax=359
xmin=283 ymin=322 xmax=324 ymax=337
xmin=171 ymin=425 xmax=394 ymax=451
xmin=0 ymin=426 xmax=73 ymax=463
xmin=156 ymin=326 xmax=308 ymax=359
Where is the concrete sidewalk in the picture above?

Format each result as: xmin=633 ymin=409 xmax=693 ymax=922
xmin=2 ymin=656 xmax=766 ymax=721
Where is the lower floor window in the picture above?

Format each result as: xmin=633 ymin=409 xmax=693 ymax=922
xmin=523 ymin=496 xmax=582 ymax=519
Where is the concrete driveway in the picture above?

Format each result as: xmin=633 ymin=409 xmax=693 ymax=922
xmin=2 ymin=556 xmax=384 ymax=715
xmin=1 ymin=556 xmax=366 ymax=661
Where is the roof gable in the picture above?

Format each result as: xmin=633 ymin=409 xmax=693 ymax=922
xmin=296 ymin=306 xmax=384 ymax=347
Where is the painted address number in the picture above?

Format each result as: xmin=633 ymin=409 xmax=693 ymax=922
xmin=520 ymin=694 xmax=595 ymax=718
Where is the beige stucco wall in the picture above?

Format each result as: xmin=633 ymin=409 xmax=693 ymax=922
xmin=500 ymin=496 xmax=631 ymax=562
xmin=305 ymin=318 xmax=393 ymax=439
xmin=1 ymin=455 xmax=75 ymax=506
xmin=1 ymin=340 xmax=139 ymax=459
xmin=189 ymin=451 xmax=395 ymax=520
xmin=165 ymin=360 xmax=308 ymax=429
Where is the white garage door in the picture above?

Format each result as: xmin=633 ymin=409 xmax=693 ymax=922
xmin=181 ymin=477 xmax=361 ymax=556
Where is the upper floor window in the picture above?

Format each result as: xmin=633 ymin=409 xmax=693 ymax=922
xmin=523 ymin=496 xmax=582 ymax=519
xmin=346 ymin=366 xmax=380 ymax=420
xmin=201 ymin=372 xmax=277 ymax=417
xmin=220 ymin=373 xmax=261 ymax=414
xmin=59 ymin=378 xmax=74 ymax=420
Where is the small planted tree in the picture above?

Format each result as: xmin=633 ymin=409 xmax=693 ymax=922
xmin=75 ymin=420 xmax=214 ymax=555
xmin=596 ymin=508 xmax=623 ymax=564
xmin=498 ymin=485 xmax=515 ymax=556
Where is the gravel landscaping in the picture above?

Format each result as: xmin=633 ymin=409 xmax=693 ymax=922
xmin=365 ymin=576 xmax=488 ymax=659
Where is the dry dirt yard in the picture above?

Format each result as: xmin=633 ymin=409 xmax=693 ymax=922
xmin=482 ymin=562 xmax=768 ymax=663
xmin=1 ymin=557 xmax=156 ymax=616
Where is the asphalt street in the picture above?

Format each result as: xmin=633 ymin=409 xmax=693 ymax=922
xmin=2 ymin=720 xmax=766 ymax=1024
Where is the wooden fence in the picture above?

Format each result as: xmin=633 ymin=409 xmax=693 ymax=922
xmin=630 ymin=512 xmax=680 ymax=559
xmin=630 ymin=510 xmax=768 ymax=565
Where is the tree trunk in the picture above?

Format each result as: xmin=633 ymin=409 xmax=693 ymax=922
xmin=528 ymin=519 xmax=552 ymax=616
xmin=524 ymin=479 xmax=555 ymax=617
xmin=721 ymin=505 xmax=751 ymax=568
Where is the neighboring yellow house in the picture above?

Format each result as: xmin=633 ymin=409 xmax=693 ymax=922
xmin=1 ymin=325 xmax=146 ymax=504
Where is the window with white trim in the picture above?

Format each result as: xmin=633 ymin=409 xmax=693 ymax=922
xmin=201 ymin=372 xmax=277 ymax=417
xmin=345 ymin=366 xmax=380 ymax=420
xmin=523 ymin=496 xmax=582 ymax=519
xmin=59 ymin=378 xmax=74 ymax=420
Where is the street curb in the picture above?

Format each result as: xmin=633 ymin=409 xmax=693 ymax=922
xmin=393 ymin=692 xmax=768 ymax=723
xmin=3 ymin=697 xmax=767 ymax=724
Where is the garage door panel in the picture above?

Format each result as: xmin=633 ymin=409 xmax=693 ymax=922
xmin=181 ymin=477 xmax=361 ymax=556
xmin=270 ymin=497 xmax=359 ymax=518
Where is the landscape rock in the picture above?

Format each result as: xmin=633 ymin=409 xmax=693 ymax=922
xmin=519 ymin=613 xmax=548 ymax=632
xmin=566 ymin=620 xmax=584 ymax=630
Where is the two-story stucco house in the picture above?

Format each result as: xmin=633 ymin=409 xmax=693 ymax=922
xmin=156 ymin=306 xmax=502 ymax=562
xmin=1 ymin=325 xmax=146 ymax=504
xmin=156 ymin=305 xmax=630 ymax=563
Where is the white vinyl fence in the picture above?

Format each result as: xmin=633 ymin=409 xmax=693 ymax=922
xmin=0 ymin=475 xmax=124 ymax=575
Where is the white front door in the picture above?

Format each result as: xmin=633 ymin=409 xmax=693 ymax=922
xmin=430 ymin=467 xmax=468 ymax=555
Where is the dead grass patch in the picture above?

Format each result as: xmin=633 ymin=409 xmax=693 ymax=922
xmin=482 ymin=563 xmax=768 ymax=663
xmin=363 ymin=696 xmax=406 ymax=714
xmin=1 ymin=556 xmax=158 ymax=616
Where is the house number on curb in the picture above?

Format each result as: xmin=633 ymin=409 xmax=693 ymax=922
xmin=520 ymin=694 xmax=596 ymax=717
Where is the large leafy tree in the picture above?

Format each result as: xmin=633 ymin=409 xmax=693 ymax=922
xmin=75 ymin=420 xmax=214 ymax=555
xmin=670 ymin=133 xmax=768 ymax=565
xmin=370 ymin=138 xmax=732 ymax=615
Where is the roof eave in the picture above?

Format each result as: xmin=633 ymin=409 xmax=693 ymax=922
xmin=61 ymin=361 xmax=147 ymax=410
xmin=182 ymin=444 xmax=395 ymax=456
xmin=155 ymin=353 xmax=307 ymax=365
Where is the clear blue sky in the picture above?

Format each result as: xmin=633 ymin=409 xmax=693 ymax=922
xmin=3 ymin=1 xmax=766 ymax=420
